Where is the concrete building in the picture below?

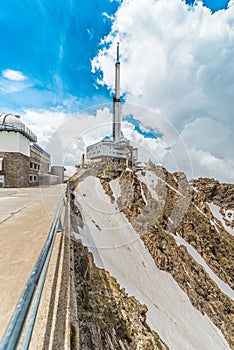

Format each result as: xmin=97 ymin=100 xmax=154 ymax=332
xmin=86 ymin=43 xmax=138 ymax=166
xmin=0 ymin=113 xmax=63 ymax=188
xmin=86 ymin=136 xmax=138 ymax=165
xmin=51 ymin=166 xmax=65 ymax=184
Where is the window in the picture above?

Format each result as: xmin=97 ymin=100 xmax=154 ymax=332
xmin=31 ymin=163 xmax=40 ymax=170
xmin=0 ymin=158 xmax=3 ymax=171
xmin=30 ymin=175 xmax=38 ymax=182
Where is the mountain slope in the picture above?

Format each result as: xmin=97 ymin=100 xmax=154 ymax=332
xmin=70 ymin=167 xmax=233 ymax=349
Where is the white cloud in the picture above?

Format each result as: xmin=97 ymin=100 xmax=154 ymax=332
xmin=20 ymin=104 xmax=232 ymax=183
xmin=0 ymin=81 xmax=31 ymax=95
xmin=180 ymin=117 xmax=233 ymax=160
xmin=189 ymin=149 xmax=234 ymax=183
xmin=0 ymin=70 xmax=30 ymax=94
xmin=21 ymin=109 xmax=71 ymax=146
xmin=2 ymin=69 xmax=27 ymax=81
xmin=92 ymin=0 xmax=234 ymax=182
xmin=103 ymin=12 xmax=114 ymax=21
xmin=19 ymin=105 xmax=191 ymax=181
xmin=21 ymin=106 xmax=114 ymax=165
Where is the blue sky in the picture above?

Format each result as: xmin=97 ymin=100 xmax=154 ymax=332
xmin=0 ymin=0 xmax=119 ymax=112
xmin=0 ymin=0 xmax=233 ymax=182
xmin=0 ymin=0 xmax=229 ymax=112
xmin=186 ymin=0 xmax=229 ymax=11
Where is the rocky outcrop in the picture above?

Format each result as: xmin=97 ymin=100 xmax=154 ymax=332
xmin=116 ymin=169 xmax=234 ymax=349
xmin=119 ymin=169 xmax=147 ymax=220
xmin=177 ymin=204 xmax=234 ymax=289
xmin=99 ymin=177 xmax=115 ymax=203
xmin=71 ymin=239 xmax=169 ymax=350
xmin=141 ymin=226 xmax=234 ymax=349
xmin=193 ymin=177 xmax=234 ymax=209
xmin=72 ymin=167 xmax=234 ymax=349
xmin=193 ymin=177 xmax=234 ymax=228
xmin=151 ymin=173 xmax=234 ymax=290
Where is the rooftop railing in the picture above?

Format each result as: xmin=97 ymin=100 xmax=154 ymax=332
xmin=0 ymin=123 xmax=37 ymax=143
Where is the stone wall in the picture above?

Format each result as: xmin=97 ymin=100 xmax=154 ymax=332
xmin=0 ymin=151 xmax=30 ymax=187
xmin=0 ymin=146 xmax=52 ymax=188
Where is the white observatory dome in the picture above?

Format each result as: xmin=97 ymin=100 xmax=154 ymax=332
xmin=0 ymin=112 xmax=37 ymax=142
xmin=0 ymin=113 xmax=22 ymax=127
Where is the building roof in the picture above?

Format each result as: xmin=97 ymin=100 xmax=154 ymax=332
xmin=0 ymin=113 xmax=37 ymax=143
xmin=31 ymin=143 xmax=51 ymax=159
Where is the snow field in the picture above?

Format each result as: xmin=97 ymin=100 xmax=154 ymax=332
xmin=75 ymin=176 xmax=230 ymax=350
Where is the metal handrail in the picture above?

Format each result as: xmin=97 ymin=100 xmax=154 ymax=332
xmin=0 ymin=194 xmax=67 ymax=350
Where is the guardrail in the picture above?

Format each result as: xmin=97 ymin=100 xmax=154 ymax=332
xmin=0 ymin=123 xmax=37 ymax=143
xmin=0 ymin=193 xmax=67 ymax=350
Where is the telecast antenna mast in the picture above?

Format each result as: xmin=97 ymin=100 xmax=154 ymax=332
xmin=113 ymin=42 xmax=121 ymax=140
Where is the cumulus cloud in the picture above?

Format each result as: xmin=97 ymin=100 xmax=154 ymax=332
xmin=2 ymin=69 xmax=26 ymax=81
xmin=180 ymin=117 xmax=233 ymax=160
xmin=21 ymin=104 xmax=192 ymax=179
xmin=92 ymin=0 xmax=234 ymax=182
xmin=21 ymin=109 xmax=70 ymax=146
xmin=189 ymin=149 xmax=234 ymax=183
xmin=22 ymin=106 xmax=114 ymax=165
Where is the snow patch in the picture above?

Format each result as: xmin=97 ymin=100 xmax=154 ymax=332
xmin=75 ymin=176 xmax=230 ymax=350
xmin=110 ymin=178 xmax=121 ymax=202
xmin=208 ymin=203 xmax=234 ymax=236
xmin=166 ymin=182 xmax=184 ymax=197
xmin=168 ymin=217 xmax=174 ymax=225
xmin=140 ymin=182 xmax=147 ymax=205
xmin=194 ymin=204 xmax=207 ymax=218
xmin=136 ymin=170 xmax=159 ymax=201
xmin=173 ymin=233 xmax=234 ymax=301
xmin=223 ymin=209 xmax=234 ymax=222
xmin=210 ymin=219 xmax=220 ymax=234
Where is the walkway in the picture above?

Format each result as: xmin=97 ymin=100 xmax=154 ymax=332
xmin=0 ymin=185 xmax=65 ymax=339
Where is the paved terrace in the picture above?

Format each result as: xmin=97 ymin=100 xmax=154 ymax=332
xmin=0 ymin=184 xmax=69 ymax=348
